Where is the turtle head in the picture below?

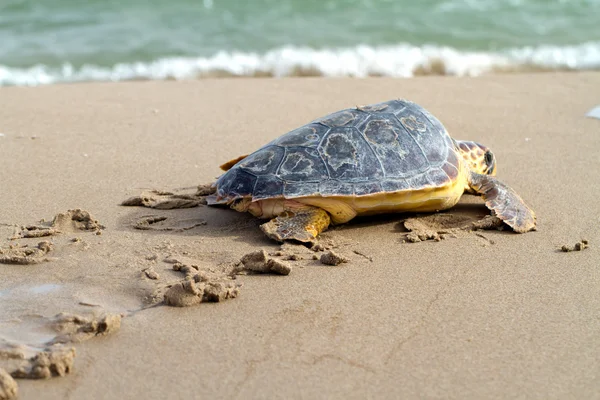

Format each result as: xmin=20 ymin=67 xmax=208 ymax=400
xmin=456 ymin=140 xmax=496 ymax=176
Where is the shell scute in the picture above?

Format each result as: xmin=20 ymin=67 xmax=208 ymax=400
xmin=405 ymin=173 xmax=432 ymax=189
xmin=237 ymin=145 xmax=285 ymax=176
xmin=414 ymin=105 xmax=448 ymax=137
xmin=441 ymin=162 xmax=459 ymax=181
xmin=396 ymin=107 xmax=451 ymax=166
xmin=319 ymin=127 xmax=383 ymax=182
xmin=217 ymin=168 xmax=257 ymax=199
xmin=277 ymin=146 xmax=329 ymax=182
xmin=253 ymin=175 xmax=284 ymax=200
xmin=358 ymin=114 xmax=431 ymax=178
xmin=275 ymin=123 xmax=329 ymax=147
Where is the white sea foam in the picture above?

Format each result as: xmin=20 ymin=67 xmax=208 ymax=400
xmin=1 ymin=42 xmax=599 ymax=86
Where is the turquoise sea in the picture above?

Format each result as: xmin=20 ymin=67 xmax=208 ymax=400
xmin=1 ymin=0 xmax=599 ymax=85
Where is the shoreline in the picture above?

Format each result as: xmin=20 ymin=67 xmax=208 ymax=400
xmin=2 ymin=47 xmax=600 ymax=87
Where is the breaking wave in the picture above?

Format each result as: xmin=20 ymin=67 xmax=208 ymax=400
xmin=1 ymin=41 xmax=599 ymax=86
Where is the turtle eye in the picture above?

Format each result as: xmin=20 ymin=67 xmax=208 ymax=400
xmin=484 ymin=150 xmax=495 ymax=172
xmin=483 ymin=150 xmax=494 ymax=166
xmin=484 ymin=151 xmax=493 ymax=165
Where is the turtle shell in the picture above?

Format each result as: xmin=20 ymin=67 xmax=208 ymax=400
xmin=215 ymin=99 xmax=461 ymax=201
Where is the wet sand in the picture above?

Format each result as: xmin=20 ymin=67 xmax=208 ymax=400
xmin=0 ymin=73 xmax=599 ymax=399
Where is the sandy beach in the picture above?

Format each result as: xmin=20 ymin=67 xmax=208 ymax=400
xmin=0 ymin=73 xmax=599 ymax=399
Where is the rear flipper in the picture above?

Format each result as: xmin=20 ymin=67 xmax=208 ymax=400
xmin=468 ymin=172 xmax=536 ymax=233
xmin=219 ymin=154 xmax=249 ymax=171
xmin=260 ymin=205 xmax=331 ymax=243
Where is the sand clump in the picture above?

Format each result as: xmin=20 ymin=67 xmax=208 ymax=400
xmin=195 ymin=184 xmax=217 ymax=196
xmin=164 ymin=278 xmax=204 ymax=307
xmin=122 ymin=190 xmax=204 ymax=209
xmin=121 ymin=184 xmax=216 ymax=210
xmin=319 ymin=250 xmax=349 ymax=266
xmin=561 ymin=239 xmax=589 ymax=252
xmin=13 ymin=227 xmax=59 ymax=239
xmin=50 ymin=209 xmax=104 ymax=233
xmin=13 ymin=209 xmax=104 ymax=239
xmin=402 ymin=214 xmax=504 ymax=243
xmin=143 ymin=267 xmax=160 ymax=280
xmin=49 ymin=313 xmax=122 ymax=344
xmin=0 ymin=348 xmax=25 ymax=361
xmin=164 ymin=277 xmax=240 ymax=307
xmin=402 ymin=214 xmax=469 ymax=242
xmin=0 ymin=241 xmax=53 ymax=265
xmin=172 ymin=262 xmax=200 ymax=276
xmin=470 ymin=215 xmax=505 ymax=231
xmin=10 ymin=347 xmax=75 ymax=380
xmin=164 ymin=261 xmax=241 ymax=307
xmin=0 ymin=368 xmax=17 ymax=400
xmin=202 ymin=281 xmax=241 ymax=303
xmin=161 ymin=248 xmax=300 ymax=307
xmin=239 ymin=250 xmax=292 ymax=275
xmin=310 ymin=238 xmax=337 ymax=252
xmin=265 ymin=240 xmax=353 ymax=265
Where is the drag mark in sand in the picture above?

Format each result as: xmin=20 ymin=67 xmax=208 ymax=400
xmin=231 ymin=300 xmax=374 ymax=398
xmin=0 ymin=312 xmax=122 ymax=396
xmin=384 ymin=260 xmax=478 ymax=365
xmin=0 ymin=209 xmax=119 ymax=395
xmin=384 ymin=289 xmax=443 ymax=365
xmin=133 ymin=215 xmax=207 ymax=232
xmin=352 ymin=250 xmax=373 ymax=262
xmin=307 ymin=353 xmax=376 ymax=374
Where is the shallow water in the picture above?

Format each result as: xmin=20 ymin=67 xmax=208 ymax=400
xmin=0 ymin=283 xmax=63 ymax=299
xmin=1 ymin=0 xmax=599 ymax=85
xmin=0 ymin=315 xmax=57 ymax=349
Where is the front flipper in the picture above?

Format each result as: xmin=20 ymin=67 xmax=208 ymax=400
xmin=260 ymin=205 xmax=331 ymax=243
xmin=468 ymin=172 xmax=536 ymax=233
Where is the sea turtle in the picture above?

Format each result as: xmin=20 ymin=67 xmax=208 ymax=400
xmin=211 ymin=99 xmax=536 ymax=243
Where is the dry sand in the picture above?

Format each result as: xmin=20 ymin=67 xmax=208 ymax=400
xmin=0 ymin=73 xmax=599 ymax=399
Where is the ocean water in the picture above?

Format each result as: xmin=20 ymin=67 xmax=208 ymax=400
xmin=0 ymin=0 xmax=599 ymax=85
